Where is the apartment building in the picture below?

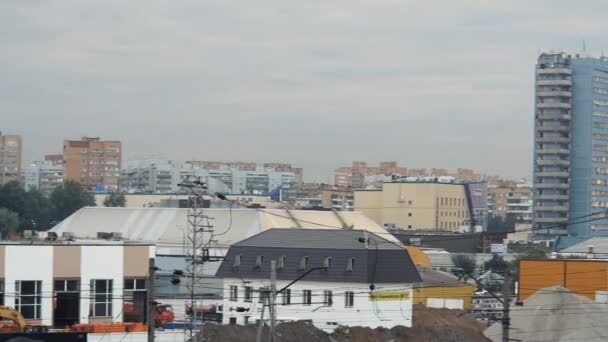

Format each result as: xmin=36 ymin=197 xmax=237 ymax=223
xmin=24 ymin=161 xmax=64 ymax=195
xmin=355 ymin=180 xmax=488 ymax=231
xmin=533 ymin=52 xmax=608 ymax=236
xmin=63 ymin=137 xmax=122 ymax=191
xmin=334 ymin=161 xmax=408 ymax=188
xmin=218 ymin=229 xmax=420 ymax=331
xmin=0 ymin=132 xmax=22 ymax=185
xmin=488 ymin=185 xmax=533 ymax=224
xmin=282 ymin=183 xmax=354 ymax=211
xmin=186 ymin=160 xmax=303 ymax=184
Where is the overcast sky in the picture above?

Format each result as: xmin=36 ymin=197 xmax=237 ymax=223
xmin=2 ymin=1 xmax=607 ymax=182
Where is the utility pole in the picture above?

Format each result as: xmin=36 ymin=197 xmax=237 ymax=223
xmin=256 ymin=290 xmax=268 ymax=342
xmin=501 ymin=271 xmax=511 ymax=342
xmin=269 ymin=260 xmax=277 ymax=342
xmin=147 ymin=257 xmax=156 ymax=342
xmin=179 ymin=177 xmax=214 ymax=341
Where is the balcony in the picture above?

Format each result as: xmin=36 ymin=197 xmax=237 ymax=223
xmin=536 ymin=159 xmax=570 ymax=166
xmin=537 ymin=79 xmax=572 ymax=86
xmin=534 ymin=217 xmax=568 ymax=223
xmin=537 ymin=114 xmax=571 ymax=120
xmin=537 ymin=68 xmax=572 ymax=75
xmin=535 ymin=205 xmax=569 ymax=212
xmin=535 ymin=194 xmax=569 ymax=200
xmin=535 ymin=171 xmax=570 ymax=177
xmin=537 ymin=125 xmax=570 ymax=132
xmin=537 ymin=91 xmax=573 ymax=97
xmin=535 ymin=149 xmax=570 ymax=155
xmin=537 ymin=102 xmax=571 ymax=109
xmin=536 ymin=136 xmax=569 ymax=143
xmin=535 ymin=183 xmax=569 ymax=189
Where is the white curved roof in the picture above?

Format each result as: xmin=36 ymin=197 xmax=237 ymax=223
xmin=49 ymin=207 xmax=398 ymax=250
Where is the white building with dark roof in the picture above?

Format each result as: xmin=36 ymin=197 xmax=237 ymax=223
xmin=216 ymin=228 xmax=421 ymax=331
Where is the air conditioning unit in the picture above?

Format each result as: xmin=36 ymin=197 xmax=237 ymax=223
xmin=23 ymin=230 xmax=37 ymax=239
xmin=62 ymin=232 xmax=75 ymax=239
xmin=110 ymin=232 xmax=123 ymax=240
xmin=46 ymin=232 xmax=58 ymax=241
xmin=97 ymin=232 xmax=113 ymax=240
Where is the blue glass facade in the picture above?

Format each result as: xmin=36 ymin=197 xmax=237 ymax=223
xmin=533 ymin=53 xmax=608 ymax=237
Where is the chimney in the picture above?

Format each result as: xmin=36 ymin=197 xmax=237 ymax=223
xmin=587 ymin=245 xmax=595 ymax=259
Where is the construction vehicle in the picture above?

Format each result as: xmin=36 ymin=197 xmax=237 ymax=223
xmin=123 ymin=302 xmax=175 ymax=327
xmin=0 ymin=306 xmax=48 ymax=333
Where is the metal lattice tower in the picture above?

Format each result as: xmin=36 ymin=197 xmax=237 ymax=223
xmin=179 ymin=176 xmax=214 ymax=341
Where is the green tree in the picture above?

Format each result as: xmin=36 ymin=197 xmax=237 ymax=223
xmin=483 ymin=253 xmax=509 ymax=273
xmin=50 ymin=181 xmax=96 ymax=222
xmin=0 ymin=208 xmax=20 ymax=234
xmin=21 ymin=189 xmax=53 ymax=231
xmin=0 ymin=181 xmax=26 ymax=217
xmin=103 ymin=192 xmax=126 ymax=207
xmin=451 ymin=254 xmax=476 ymax=276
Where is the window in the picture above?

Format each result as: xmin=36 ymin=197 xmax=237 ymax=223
xmin=229 ymin=285 xmax=238 ymax=301
xmin=16 ymin=281 xmax=41 ymax=319
xmin=0 ymin=280 xmax=4 ymax=306
xmin=282 ymin=289 xmax=291 ymax=305
xmin=255 ymin=256 xmax=264 ymax=270
xmin=408 ymin=225 xmax=412 ymax=229
xmin=594 ymin=76 xmax=608 ymax=84
xmin=233 ymin=254 xmax=241 ymax=268
xmin=345 ymin=291 xmax=354 ymax=308
xmin=91 ymin=279 xmax=113 ymax=317
xmin=258 ymin=287 xmax=268 ymax=304
xmin=408 ymin=212 xmax=412 ymax=217
xmin=244 ymin=286 xmax=253 ymax=302
xmin=299 ymin=256 xmax=309 ymax=271
xmin=594 ymin=111 xmax=608 ymax=118
xmin=346 ymin=258 xmax=355 ymax=272
xmin=408 ymin=200 xmax=413 ymax=205
xmin=302 ymin=290 xmax=312 ymax=305
xmin=54 ymin=279 xmax=79 ymax=292
xmin=277 ymin=256 xmax=286 ymax=270
xmin=594 ymin=99 xmax=608 ymax=106
xmin=594 ymin=87 xmax=608 ymax=95
xmin=323 ymin=290 xmax=333 ymax=306
xmin=323 ymin=257 xmax=332 ymax=270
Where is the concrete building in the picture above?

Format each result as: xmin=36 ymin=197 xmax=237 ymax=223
xmin=24 ymin=161 xmax=64 ymax=195
xmin=354 ymin=180 xmax=488 ymax=231
xmin=0 ymin=132 xmax=22 ymax=185
xmin=0 ymin=240 xmax=153 ymax=327
xmin=533 ymin=52 xmax=608 ymax=236
xmin=187 ymin=160 xmax=303 ymax=184
xmin=282 ymin=183 xmax=354 ymax=211
xmin=217 ymin=228 xmax=420 ymax=331
xmin=63 ymin=137 xmax=122 ymax=191
xmin=488 ymin=185 xmax=533 ymax=223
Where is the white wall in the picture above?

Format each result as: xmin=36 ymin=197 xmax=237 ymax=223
xmin=80 ymin=246 xmax=124 ymax=324
xmin=4 ymin=246 xmax=54 ymax=326
xmin=221 ymin=278 xmax=413 ymax=332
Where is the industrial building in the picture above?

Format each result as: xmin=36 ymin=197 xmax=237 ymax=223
xmin=354 ymin=180 xmax=488 ymax=231
xmin=533 ymin=52 xmax=608 ymax=236
xmin=217 ymin=228 xmax=420 ymax=331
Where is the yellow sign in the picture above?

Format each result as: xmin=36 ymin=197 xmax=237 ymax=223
xmin=369 ymin=291 xmax=410 ymax=301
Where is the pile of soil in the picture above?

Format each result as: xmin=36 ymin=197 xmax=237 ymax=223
xmin=196 ymin=305 xmax=490 ymax=342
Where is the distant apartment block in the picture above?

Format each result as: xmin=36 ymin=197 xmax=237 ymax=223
xmin=187 ymin=160 xmax=303 ymax=184
xmin=355 ymin=180 xmax=488 ymax=231
xmin=281 ymin=183 xmax=354 ymax=211
xmin=0 ymin=132 xmax=22 ymax=185
xmin=24 ymin=161 xmax=64 ymax=195
xmin=532 ymin=52 xmax=608 ymax=236
xmin=334 ymin=161 xmax=486 ymax=188
xmin=121 ymin=159 xmax=299 ymax=196
xmin=488 ymin=183 xmax=533 ymax=224
xmin=63 ymin=137 xmax=121 ymax=191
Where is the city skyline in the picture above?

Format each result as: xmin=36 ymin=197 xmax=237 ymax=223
xmin=3 ymin=1 xmax=608 ymax=181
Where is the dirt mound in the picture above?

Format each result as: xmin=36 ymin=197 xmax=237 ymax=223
xmin=197 ymin=305 xmax=490 ymax=342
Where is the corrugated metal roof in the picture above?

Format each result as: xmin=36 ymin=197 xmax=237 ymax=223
xmin=49 ymin=207 xmax=398 ymax=249
xmin=560 ymin=237 xmax=608 ymax=254
xmin=234 ymin=228 xmax=400 ymax=250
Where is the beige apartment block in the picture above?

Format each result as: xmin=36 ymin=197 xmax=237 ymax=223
xmin=355 ymin=182 xmax=470 ymax=231
xmin=0 ymin=132 xmax=22 ymax=185
xmin=63 ymin=137 xmax=122 ymax=190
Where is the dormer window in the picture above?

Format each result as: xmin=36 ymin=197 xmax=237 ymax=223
xmin=346 ymin=258 xmax=355 ymax=272
xmin=299 ymin=256 xmax=309 ymax=271
xmin=233 ymin=254 xmax=241 ymax=269
xmin=323 ymin=257 xmax=332 ymax=270
xmin=277 ymin=256 xmax=286 ymax=270
xmin=255 ymin=255 xmax=264 ymax=270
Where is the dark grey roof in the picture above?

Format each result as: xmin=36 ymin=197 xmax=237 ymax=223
xmin=234 ymin=228 xmax=401 ymax=250
xmin=216 ymin=228 xmax=421 ymax=284
xmin=416 ymin=266 xmax=468 ymax=287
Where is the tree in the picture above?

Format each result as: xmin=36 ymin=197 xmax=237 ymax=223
xmin=0 ymin=208 xmax=20 ymax=234
xmin=483 ymin=253 xmax=509 ymax=273
xmin=103 ymin=192 xmax=126 ymax=207
xmin=21 ymin=189 xmax=53 ymax=231
xmin=0 ymin=181 xmax=26 ymax=217
xmin=50 ymin=181 xmax=96 ymax=222
xmin=451 ymin=254 xmax=476 ymax=276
